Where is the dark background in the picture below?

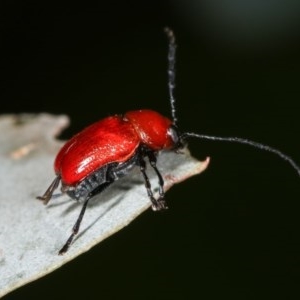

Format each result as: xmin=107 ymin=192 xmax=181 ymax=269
xmin=2 ymin=1 xmax=300 ymax=299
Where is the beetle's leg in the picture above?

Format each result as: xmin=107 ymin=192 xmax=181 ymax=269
xmin=59 ymin=181 xmax=113 ymax=255
xmin=58 ymin=195 xmax=90 ymax=255
xmin=36 ymin=175 xmax=61 ymax=205
xmin=146 ymin=151 xmax=165 ymax=200
xmin=138 ymin=155 xmax=168 ymax=211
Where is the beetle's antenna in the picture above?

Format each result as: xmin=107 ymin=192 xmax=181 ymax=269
xmin=164 ymin=27 xmax=178 ymax=125
xmin=181 ymin=132 xmax=300 ymax=176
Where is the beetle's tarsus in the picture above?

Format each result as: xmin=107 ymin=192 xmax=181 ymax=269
xmin=58 ymin=235 xmax=74 ymax=255
xmin=37 ymin=175 xmax=61 ymax=205
xmin=151 ymin=198 xmax=168 ymax=211
xmin=36 ymin=195 xmax=49 ymax=205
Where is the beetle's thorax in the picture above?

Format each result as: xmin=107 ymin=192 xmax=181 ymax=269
xmin=124 ymin=109 xmax=176 ymax=150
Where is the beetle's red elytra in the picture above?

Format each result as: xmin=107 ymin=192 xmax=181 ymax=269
xmin=37 ymin=27 xmax=300 ymax=255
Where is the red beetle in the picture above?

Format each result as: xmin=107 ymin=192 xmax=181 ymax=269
xmin=37 ymin=28 xmax=300 ymax=255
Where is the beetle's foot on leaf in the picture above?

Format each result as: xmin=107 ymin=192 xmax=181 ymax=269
xmin=36 ymin=195 xmax=50 ymax=205
xmin=58 ymin=243 xmax=69 ymax=255
xmin=151 ymin=198 xmax=168 ymax=211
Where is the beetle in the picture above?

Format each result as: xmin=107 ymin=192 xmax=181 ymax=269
xmin=37 ymin=28 xmax=300 ymax=255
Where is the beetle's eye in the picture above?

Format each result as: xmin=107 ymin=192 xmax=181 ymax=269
xmin=168 ymin=125 xmax=179 ymax=145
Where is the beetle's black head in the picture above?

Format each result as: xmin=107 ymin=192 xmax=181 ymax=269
xmin=167 ymin=124 xmax=186 ymax=151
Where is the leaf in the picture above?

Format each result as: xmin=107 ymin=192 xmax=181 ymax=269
xmin=0 ymin=114 xmax=209 ymax=298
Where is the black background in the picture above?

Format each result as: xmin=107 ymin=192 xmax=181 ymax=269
xmin=2 ymin=1 xmax=300 ymax=299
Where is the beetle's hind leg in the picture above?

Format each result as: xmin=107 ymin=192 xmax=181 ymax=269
xmin=37 ymin=175 xmax=61 ymax=205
